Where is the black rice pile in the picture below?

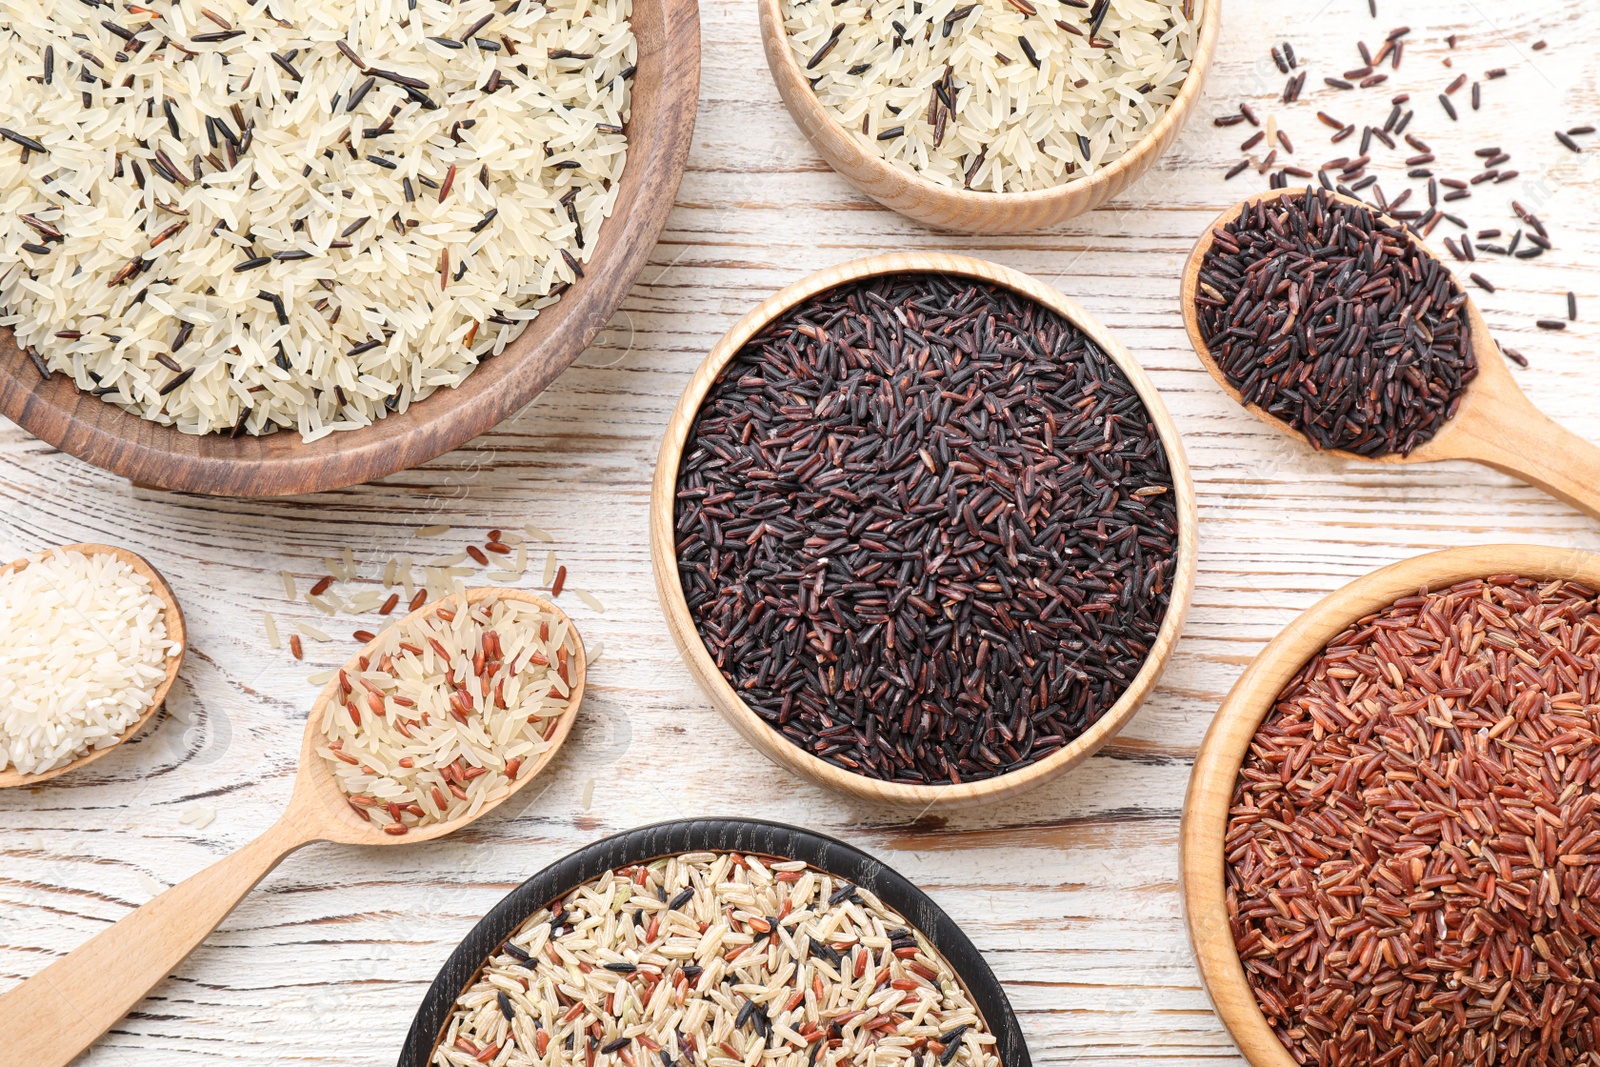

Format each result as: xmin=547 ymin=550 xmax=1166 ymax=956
xmin=674 ymin=273 xmax=1179 ymax=786
xmin=1194 ymin=187 xmax=1477 ymax=458
xmin=1228 ymin=576 xmax=1600 ymax=1067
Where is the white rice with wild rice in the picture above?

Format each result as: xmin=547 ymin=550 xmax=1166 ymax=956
xmin=0 ymin=0 xmax=634 ymax=441
xmin=434 ymin=851 xmax=1002 ymax=1067
xmin=318 ymin=592 xmax=579 ymax=832
xmin=0 ymin=548 xmax=180 ymax=776
xmin=784 ymin=0 xmax=1199 ymax=193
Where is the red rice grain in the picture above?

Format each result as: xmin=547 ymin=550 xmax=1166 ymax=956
xmin=1227 ymin=576 xmax=1600 ymax=1067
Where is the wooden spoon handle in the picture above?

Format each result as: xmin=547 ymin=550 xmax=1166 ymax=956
xmin=1451 ymin=395 xmax=1600 ymax=521
xmin=0 ymin=815 xmax=312 ymax=1067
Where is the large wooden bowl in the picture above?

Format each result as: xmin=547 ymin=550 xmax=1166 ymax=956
xmin=0 ymin=543 xmax=185 ymax=788
xmin=400 ymin=818 xmax=1033 ymax=1067
xmin=758 ymin=0 xmax=1220 ymax=233
xmin=0 ymin=0 xmax=700 ymax=497
xmin=650 ymin=252 xmax=1198 ymax=809
xmin=1180 ymin=544 xmax=1600 ymax=1067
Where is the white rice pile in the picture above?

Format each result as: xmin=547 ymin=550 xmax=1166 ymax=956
xmin=317 ymin=592 xmax=579 ymax=833
xmin=0 ymin=0 xmax=635 ymax=441
xmin=784 ymin=0 xmax=1199 ymax=193
xmin=0 ymin=548 xmax=180 ymax=775
xmin=434 ymin=852 xmax=1003 ymax=1067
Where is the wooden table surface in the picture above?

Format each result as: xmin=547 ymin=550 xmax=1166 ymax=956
xmin=4 ymin=0 xmax=1599 ymax=1063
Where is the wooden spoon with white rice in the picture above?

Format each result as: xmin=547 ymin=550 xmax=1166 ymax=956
xmin=0 ymin=543 xmax=185 ymax=788
xmin=0 ymin=586 xmax=587 ymax=1067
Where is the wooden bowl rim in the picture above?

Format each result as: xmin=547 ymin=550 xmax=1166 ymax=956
xmin=292 ymin=586 xmax=587 ymax=846
xmin=398 ymin=817 xmax=1033 ymax=1067
xmin=1179 ymin=544 xmax=1600 ymax=1067
xmin=0 ymin=0 xmax=700 ymax=498
xmin=1178 ymin=184 xmax=1513 ymax=468
xmin=756 ymin=0 xmax=1221 ymax=230
xmin=650 ymin=251 xmax=1198 ymax=809
xmin=0 ymin=542 xmax=186 ymax=788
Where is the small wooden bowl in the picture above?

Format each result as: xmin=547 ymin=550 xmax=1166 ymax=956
xmin=0 ymin=0 xmax=699 ymax=497
xmin=1180 ymin=544 xmax=1600 ymax=1067
xmin=650 ymin=252 xmax=1198 ymax=809
xmin=0 ymin=543 xmax=186 ymax=788
xmin=757 ymin=0 xmax=1220 ymax=233
xmin=400 ymin=817 xmax=1033 ymax=1067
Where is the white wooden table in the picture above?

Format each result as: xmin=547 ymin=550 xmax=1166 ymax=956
xmin=4 ymin=0 xmax=1600 ymax=1062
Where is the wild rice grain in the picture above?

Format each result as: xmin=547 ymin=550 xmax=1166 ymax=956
xmin=432 ymin=852 xmax=1000 ymax=1067
xmin=783 ymin=0 xmax=1201 ymax=193
xmin=0 ymin=0 xmax=635 ymax=440
xmin=317 ymin=592 xmax=579 ymax=831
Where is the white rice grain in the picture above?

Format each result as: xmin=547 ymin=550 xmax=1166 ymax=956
xmin=784 ymin=0 xmax=1199 ymax=192
xmin=0 ymin=549 xmax=179 ymax=775
xmin=297 ymin=621 xmax=332 ymax=641
xmin=317 ymin=592 xmax=579 ymax=831
xmin=263 ymin=611 xmax=281 ymax=649
xmin=431 ymin=853 xmax=1002 ymax=1067
xmin=0 ymin=0 xmax=636 ymax=438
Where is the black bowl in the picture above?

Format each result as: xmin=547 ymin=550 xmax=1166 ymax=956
xmin=399 ymin=818 xmax=1032 ymax=1067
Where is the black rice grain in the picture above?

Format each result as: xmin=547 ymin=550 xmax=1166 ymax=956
xmin=675 ymin=273 xmax=1178 ymax=786
xmin=1194 ymin=188 xmax=1476 ymax=457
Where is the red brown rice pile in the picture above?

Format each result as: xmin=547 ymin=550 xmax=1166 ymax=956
xmin=433 ymin=852 xmax=1001 ymax=1067
xmin=1227 ymin=576 xmax=1600 ymax=1067
xmin=316 ymin=593 xmax=579 ymax=832
xmin=0 ymin=0 xmax=634 ymax=440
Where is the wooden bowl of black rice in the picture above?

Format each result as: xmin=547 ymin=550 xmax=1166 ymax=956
xmin=649 ymin=252 xmax=1198 ymax=809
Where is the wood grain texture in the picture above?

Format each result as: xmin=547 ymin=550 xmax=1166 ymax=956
xmin=649 ymin=252 xmax=1199 ymax=809
xmin=0 ymin=589 xmax=586 ymax=1067
xmin=0 ymin=544 xmax=185 ymax=789
xmin=756 ymin=0 xmax=1222 ymax=233
xmin=1181 ymin=545 xmax=1600 ymax=1067
xmin=2 ymin=0 xmax=1600 ymax=1063
xmin=1181 ymin=187 xmax=1600 ymax=520
xmin=0 ymin=0 xmax=700 ymax=498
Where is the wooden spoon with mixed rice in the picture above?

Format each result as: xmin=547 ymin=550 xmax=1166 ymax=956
xmin=0 ymin=587 xmax=587 ymax=1067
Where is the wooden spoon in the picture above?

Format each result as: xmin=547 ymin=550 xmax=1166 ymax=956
xmin=0 ymin=587 xmax=586 ymax=1067
xmin=1180 ymin=544 xmax=1600 ymax=1067
xmin=1180 ymin=187 xmax=1600 ymax=521
xmin=0 ymin=543 xmax=186 ymax=788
